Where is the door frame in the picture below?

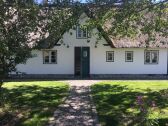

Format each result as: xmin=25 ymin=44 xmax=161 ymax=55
xmin=74 ymin=47 xmax=90 ymax=77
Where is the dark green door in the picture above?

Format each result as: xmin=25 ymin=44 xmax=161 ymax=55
xmin=74 ymin=47 xmax=90 ymax=78
xmin=81 ymin=47 xmax=90 ymax=78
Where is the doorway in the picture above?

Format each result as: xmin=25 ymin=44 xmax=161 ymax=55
xmin=74 ymin=47 xmax=90 ymax=78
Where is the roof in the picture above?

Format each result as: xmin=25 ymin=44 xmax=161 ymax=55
xmin=102 ymin=11 xmax=168 ymax=48
xmin=38 ymin=7 xmax=168 ymax=48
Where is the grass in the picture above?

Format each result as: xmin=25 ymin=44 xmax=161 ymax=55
xmin=0 ymin=81 xmax=69 ymax=126
xmin=91 ymin=81 xmax=168 ymax=126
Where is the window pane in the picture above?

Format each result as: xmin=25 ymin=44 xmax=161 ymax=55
xmin=44 ymin=56 xmax=49 ymax=63
xmin=151 ymin=51 xmax=158 ymax=63
xmin=78 ymin=29 xmax=82 ymax=37
xmin=127 ymin=53 xmax=132 ymax=60
xmin=77 ymin=26 xmax=87 ymax=38
xmin=127 ymin=56 xmax=132 ymax=60
xmin=107 ymin=52 xmax=114 ymax=62
xmin=145 ymin=51 xmax=150 ymax=63
xmin=108 ymin=53 xmax=112 ymax=60
xmin=145 ymin=51 xmax=158 ymax=64
xmin=51 ymin=51 xmax=57 ymax=63
xmin=127 ymin=53 xmax=132 ymax=57
xmin=77 ymin=26 xmax=81 ymax=38
xmin=44 ymin=51 xmax=49 ymax=63
xmin=51 ymin=58 xmax=56 ymax=63
xmin=78 ymin=33 xmax=82 ymax=37
xmin=83 ymin=51 xmax=87 ymax=58
xmin=126 ymin=52 xmax=133 ymax=62
xmin=43 ymin=50 xmax=57 ymax=64
xmin=83 ymin=29 xmax=87 ymax=38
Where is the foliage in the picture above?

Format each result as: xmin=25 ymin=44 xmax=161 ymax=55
xmin=42 ymin=0 xmax=168 ymax=47
xmin=133 ymin=95 xmax=161 ymax=126
xmin=0 ymin=81 xmax=69 ymax=126
xmin=0 ymin=1 xmax=42 ymax=76
xmin=36 ymin=5 xmax=81 ymax=49
xmin=88 ymin=0 xmax=168 ymax=39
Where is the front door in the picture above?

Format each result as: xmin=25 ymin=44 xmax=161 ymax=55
xmin=75 ymin=47 xmax=90 ymax=78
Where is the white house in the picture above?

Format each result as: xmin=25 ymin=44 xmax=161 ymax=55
xmin=16 ymin=13 xmax=168 ymax=78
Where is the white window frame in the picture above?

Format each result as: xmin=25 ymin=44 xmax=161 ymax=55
xmin=43 ymin=50 xmax=57 ymax=64
xmin=106 ymin=51 xmax=114 ymax=62
xmin=125 ymin=51 xmax=133 ymax=62
xmin=76 ymin=26 xmax=88 ymax=39
xmin=144 ymin=50 xmax=159 ymax=64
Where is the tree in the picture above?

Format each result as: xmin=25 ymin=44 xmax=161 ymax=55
xmin=0 ymin=0 xmax=41 ymax=77
xmin=0 ymin=0 xmax=79 ymax=77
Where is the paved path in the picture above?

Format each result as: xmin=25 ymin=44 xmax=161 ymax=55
xmin=48 ymin=80 xmax=101 ymax=126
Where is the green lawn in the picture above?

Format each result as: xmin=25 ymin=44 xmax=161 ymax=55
xmin=0 ymin=81 xmax=69 ymax=126
xmin=91 ymin=81 xmax=168 ymax=126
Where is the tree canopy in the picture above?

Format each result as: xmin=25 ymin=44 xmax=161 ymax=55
xmin=0 ymin=0 xmax=41 ymax=76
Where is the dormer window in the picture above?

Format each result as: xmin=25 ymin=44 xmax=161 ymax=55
xmin=76 ymin=26 xmax=87 ymax=39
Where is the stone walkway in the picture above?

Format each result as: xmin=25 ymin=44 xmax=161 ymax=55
xmin=48 ymin=80 xmax=101 ymax=126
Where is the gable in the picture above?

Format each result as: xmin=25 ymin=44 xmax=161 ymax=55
xmin=55 ymin=13 xmax=111 ymax=48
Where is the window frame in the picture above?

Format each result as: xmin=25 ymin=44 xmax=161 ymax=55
xmin=43 ymin=50 xmax=57 ymax=64
xmin=125 ymin=51 xmax=133 ymax=62
xmin=106 ymin=51 xmax=114 ymax=62
xmin=144 ymin=50 xmax=159 ymax=64
xmin=76 ymin=25 xmax=88 ymax=39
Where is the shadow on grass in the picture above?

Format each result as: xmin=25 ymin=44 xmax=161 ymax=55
xmin=0 ymin=84 xmax=69 ymax=126
xmin=91 ymin=84 xmax=168 ymax=126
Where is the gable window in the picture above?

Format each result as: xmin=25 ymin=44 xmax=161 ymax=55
xmin=125 ymin=51 xmax=133 ymax=62
xmin=76 ymin=26 xmax=87 ymax=38
xmin=43 ymin=50 xmax=57 ymax=64
xmin=144 ymin=50 xmax=159 ymax=64
xmin=106 ymin=51 xmax=114 ymax=62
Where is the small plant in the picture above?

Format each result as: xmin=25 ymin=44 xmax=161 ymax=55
xmin=132 ymin=95 xmax=161 ymax=126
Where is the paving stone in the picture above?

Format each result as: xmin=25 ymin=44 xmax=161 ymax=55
xmin=47 ymin=80 xmax=101 ymax=126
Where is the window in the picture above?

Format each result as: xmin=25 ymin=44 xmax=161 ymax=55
xmin=106 ymin=51 xmax=114 ymax=62
xmin=43 ymin=50 xmax=57 ymax=64
xmin=144 ymin=50 xmax=159 ymax=64
xmin=125 ymin=51 xmax=133 ymax=62
xmin=76 ymin=26 xmax=87 ymax=38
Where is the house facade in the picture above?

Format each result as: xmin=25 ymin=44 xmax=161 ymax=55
xmin=16 ymin=13 xmax=168 ymax=78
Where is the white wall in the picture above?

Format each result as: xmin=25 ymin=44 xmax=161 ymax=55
xmin=91 ymin=47 xmax=167 ymax=74
xmin=16 ymin=14 xmax=168 ymax=75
